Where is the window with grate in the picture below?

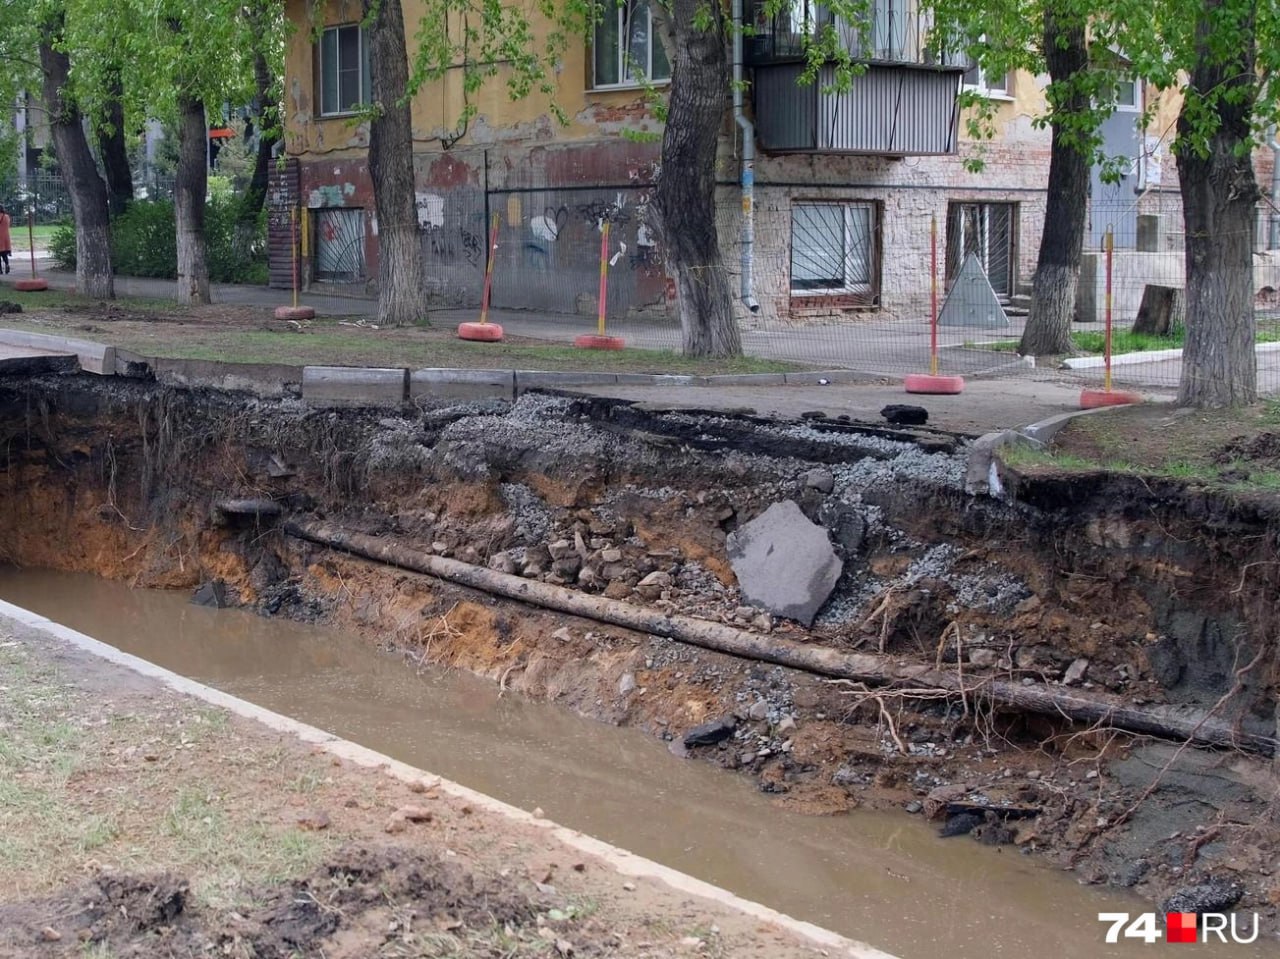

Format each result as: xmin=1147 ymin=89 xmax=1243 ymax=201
xmin=791 ymin=201 xmax=876 ymax=295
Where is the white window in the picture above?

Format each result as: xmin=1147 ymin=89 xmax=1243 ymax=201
xmin=961 ymin=49 xmax=1011 ymax=98
xmin=319 ymin=24 xmax=371 ymax=116
xmin=791 ymin=201 xmax=875 ymax=294
xmin=1112 ymin=76 xmax=1139 ymax=111
xmin=594 ymin=0 xmax=672 ymax=87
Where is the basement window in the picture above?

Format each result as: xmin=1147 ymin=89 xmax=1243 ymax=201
xmin=791 ymin=201 xmax=876 ymax=296
xmin=318 ymin=24 xmax=372 ymax=117
xmin=594 ymin=0 xmax=672 ymax=88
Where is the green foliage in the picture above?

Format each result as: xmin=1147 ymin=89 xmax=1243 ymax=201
xmin=51 ymin=198 xmax=267 ymax=285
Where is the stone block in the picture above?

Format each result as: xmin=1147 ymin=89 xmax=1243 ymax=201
xmin=726 ymin=500 xmax=843 ymax=627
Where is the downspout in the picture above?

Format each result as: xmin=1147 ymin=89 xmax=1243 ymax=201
xmin=1270 ymin=129 xmax=1280 ymax=251
xmin=732 ymin=0 xmax=759 ymax=313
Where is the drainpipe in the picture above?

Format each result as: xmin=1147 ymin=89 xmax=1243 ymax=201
xmin=1270 ymin=130 xmax=1280 ymax=250
xmin=732 ymin=0 xmax=759 ymax=313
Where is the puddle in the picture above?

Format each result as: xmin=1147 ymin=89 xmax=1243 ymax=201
xmin=0 ymin=568 xmax=1272 ymax=959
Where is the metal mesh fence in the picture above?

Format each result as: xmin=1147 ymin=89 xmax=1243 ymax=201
xmin=275 ymin=188 xmax=1280 ymax=397
xmin=0 ymin=172 xmax=72 ymax=225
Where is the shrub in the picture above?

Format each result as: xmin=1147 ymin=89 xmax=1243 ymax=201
xmin=48 ymin=220 xmax=77 ymax=270
xmin=50 ymin=196 xmax=267 ymax=285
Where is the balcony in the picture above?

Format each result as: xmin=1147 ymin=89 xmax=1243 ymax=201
xmin=746 ymin=0 xmax=963 ymax=155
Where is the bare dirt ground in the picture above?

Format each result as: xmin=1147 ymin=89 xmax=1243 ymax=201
xmin=1047 ymin=400 xmax=1280 ymax=492
xmin=0 ymin=617 xmax=828 ymax=959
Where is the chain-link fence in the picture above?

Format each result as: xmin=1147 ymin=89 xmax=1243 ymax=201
xmin=269 ymin=185 xmax=1280 ymax=397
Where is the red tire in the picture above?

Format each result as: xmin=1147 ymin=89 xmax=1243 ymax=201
xmin=274 ymin=305 xmax=316 ymax=321
xmin=574 ymin=333 xmax=625 ymax=350
xmin=904 ymin=373 xmax=964 ymax=395
xmin=457 ymin=321 xmax=505 ymax=342
xmin=1079 ymin=389 xmax=1142 ymax=409
xmin=13 ymin=278 xmax=49 ymax=292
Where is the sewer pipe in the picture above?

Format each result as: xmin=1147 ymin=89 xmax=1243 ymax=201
xmin=732 ymin=0 xmax=759 ymax=313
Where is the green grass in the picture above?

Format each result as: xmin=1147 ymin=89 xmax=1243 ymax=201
xmin=975 ymin=327 xmax=1280 ymax=355
xmin=1000 ymin=442 xmax=1280 ymax=492
xmin=0 ymin=288 xmax=806 ymax=374
xmin=8 ymin=224 xmax=57 ymax=253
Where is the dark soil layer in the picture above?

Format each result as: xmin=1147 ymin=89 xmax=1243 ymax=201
xmin=0 ymin=845 xmax=539 ymax=958
xmin=1 ymin=373 xmax=1278 ymax=934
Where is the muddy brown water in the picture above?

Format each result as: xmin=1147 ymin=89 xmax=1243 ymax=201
xmin=0 ymin=569 xmax=1274 ymax=959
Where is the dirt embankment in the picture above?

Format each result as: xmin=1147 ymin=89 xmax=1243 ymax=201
xmin=1 ymin=375 xmax=1278 ymax=927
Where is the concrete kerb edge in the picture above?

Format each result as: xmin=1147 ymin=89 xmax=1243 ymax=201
xmin=1062 ymin=340 xmax=1280 ymax=371
xmin=0 ymin=328 xmax=116 ymax=375
xmin=0 ymin=598 xmax=896 ymax=959
xmin=968 ymin=403 xmax=1159 ymax=496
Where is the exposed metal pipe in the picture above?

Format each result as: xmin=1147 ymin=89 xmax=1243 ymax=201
xmin=731 ymin=0 xmax=759 ymax=313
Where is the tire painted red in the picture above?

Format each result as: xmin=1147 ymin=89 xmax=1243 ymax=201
xmin=457 ymin=321 xmax=505 ymax=342
xmin=903 ymin=373 xmax=964 ymax=394
xmin=273 ymin=305 xmax=316 ymax=320
xmin=1079 ymin=389 xmax=1142 ymax=409
xmin=13 ymin=278 xmax=49 ymax=292
xmin=574 ymin=333 xmax=626 ymax=350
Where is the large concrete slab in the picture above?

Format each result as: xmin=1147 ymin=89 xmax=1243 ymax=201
xmin=727 ymin=500 xmax=843 ymax=627
xmin=302 ymin=366 xmax=408 ymax=407
xmin=410 ymin=368 xmax=516 ymax=403
xmin=0 ymin=329 xmax=114 ymax=374
xmin=0 ymin=343 xmax=78 ymax=375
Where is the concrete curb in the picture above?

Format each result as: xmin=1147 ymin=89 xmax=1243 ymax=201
xmin=302 ymin=366 xmax=408 ymax=407
xmin=0 ymin=329 xmax=116 ymax=375
xmin=297 ymin=365 xmax=878 ymax=407
xmin=1062 ymin=340 xmax=1280 ymax=370
xmin=411 ymin=368 xmax=516 ymax=403
xmin=0 ymin=599 xmax=895 ymax=959
xmin=969 ymin=398 xmax=1173 ymax=496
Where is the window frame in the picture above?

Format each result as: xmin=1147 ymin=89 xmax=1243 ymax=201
xmin=592 ymin=0 xmax=672 ymax=90
xmin=789 ymin=200 xmax=878 ymax=298
xmin=961 ymin=59 xmax=1013 ymax=100
xmin=317 ymin=23 xmax=371 ymax=118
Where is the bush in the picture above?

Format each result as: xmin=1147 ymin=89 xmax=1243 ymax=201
xmin=51 ymin=196 xmax=267 ymax=285
xmin=48 ymin=220 xmax=77 ymax=270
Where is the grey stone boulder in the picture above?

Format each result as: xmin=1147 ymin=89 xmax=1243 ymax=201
xmin=726 ymin=500 xmax=843 ymax=626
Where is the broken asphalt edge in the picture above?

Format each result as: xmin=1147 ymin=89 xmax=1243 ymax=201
xmin=0 ymin=598 xmax=897 ymax=959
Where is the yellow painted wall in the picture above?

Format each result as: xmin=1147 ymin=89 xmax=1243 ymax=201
xmin=282 ymin=0 xmax=1048 ymax=159
xmin=283 ymin=0 xmax=662 ymax=159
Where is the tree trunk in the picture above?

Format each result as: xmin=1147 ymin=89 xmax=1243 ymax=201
xmin=1132 ymin=285 xmax=1185 ymax=335
xmin=242 ymin=49 xmax=278 ymax=220
xmin=38 ymin=17 xmax=114 ymax=299
xmin=363 ymin=0 xmax=429 ymax=326
xmin=284 ymin=519 xmax=1277 ymax=757
xmin=1175 ymin=0 xmax=1260 ymax=408
xmin=96 ymin=68 xmax=134 ymax=217
xmin=1018 ymin=13 xmax=1089 ymax=357
xmin=650 ymin=0 xmax=741 ymax=358
xmin=174 ymin=94 xmax=211 ymax=305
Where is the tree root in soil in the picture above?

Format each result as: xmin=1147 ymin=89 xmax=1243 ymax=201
xmin=284 ymin=519 xmax=1278 ymax=758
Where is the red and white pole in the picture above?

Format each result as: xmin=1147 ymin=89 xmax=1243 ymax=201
xmin=458 ymin=211 xmax=505 ymax=341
